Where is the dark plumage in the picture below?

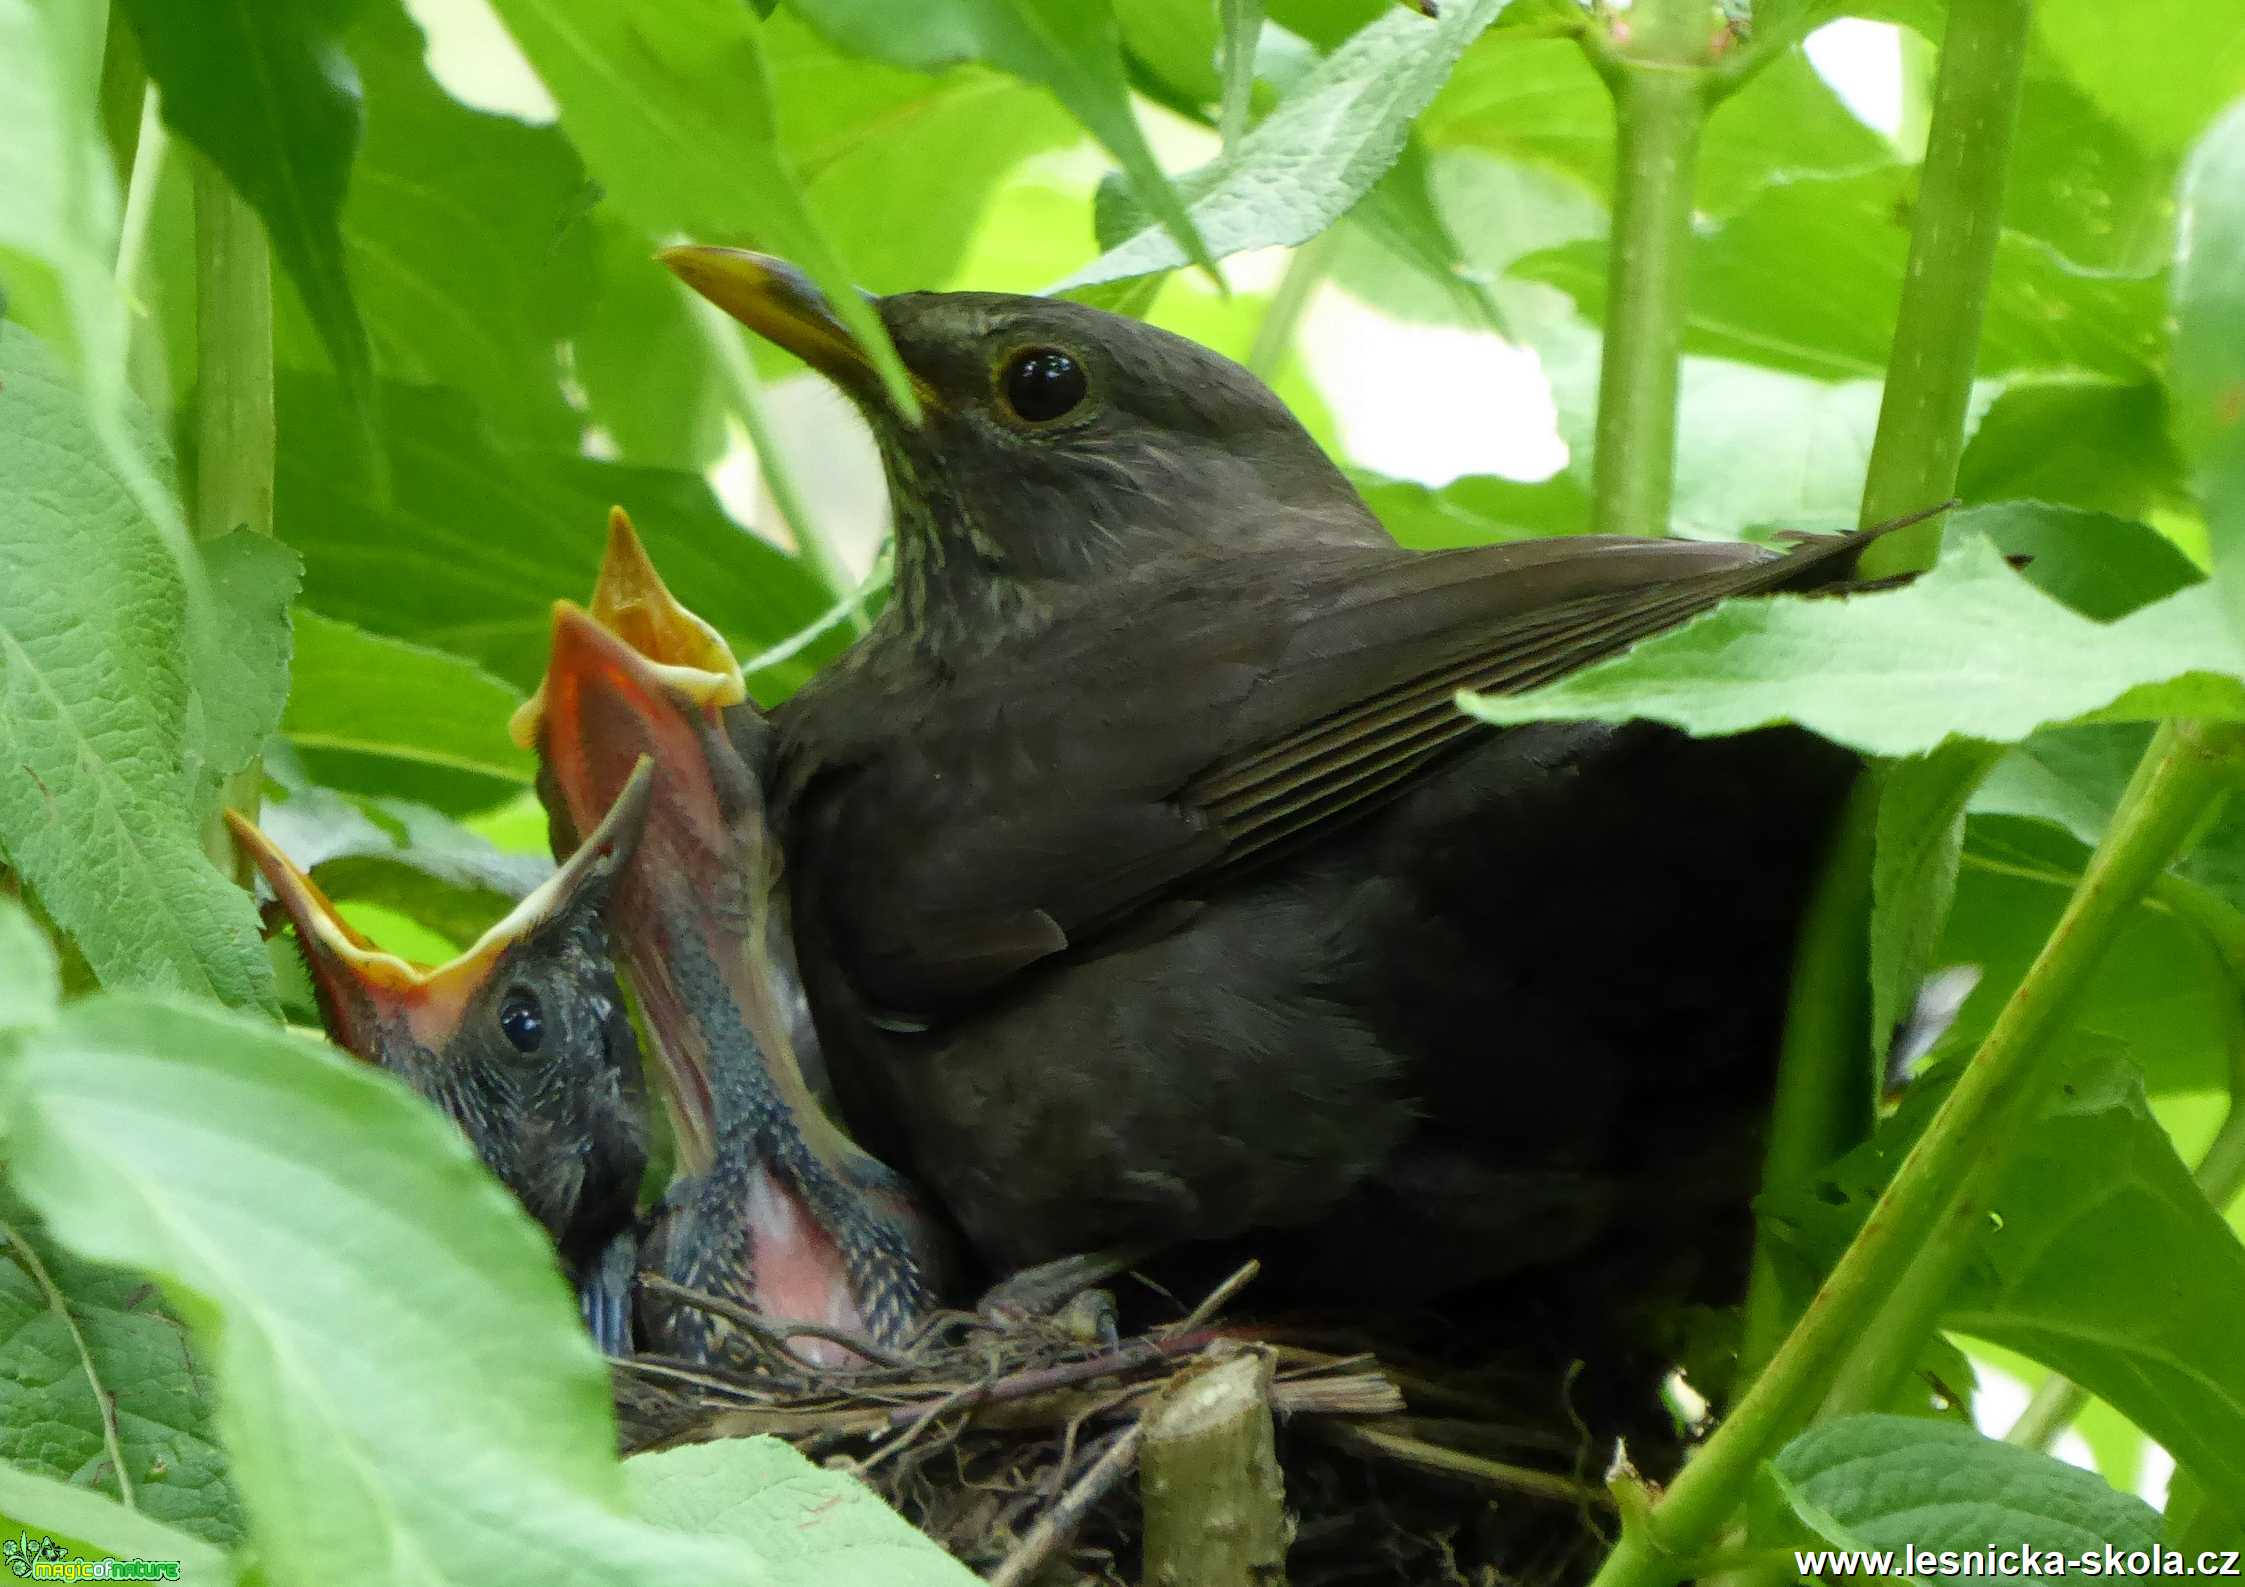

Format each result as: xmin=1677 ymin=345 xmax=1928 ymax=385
xmin=229 ymin=775 xmax=653 ymax=1352
xmin=667 ymin=251 xmax=1879 ymax=1344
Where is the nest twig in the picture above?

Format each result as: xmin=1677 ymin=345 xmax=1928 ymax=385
xmin=611 ymin=1262 xmax=1665 ymax=1585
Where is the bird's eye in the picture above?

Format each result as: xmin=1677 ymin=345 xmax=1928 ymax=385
xmin=498 ymin=987 xmax=544 ymax=1054
xmin=1000 ymin=347 xmax=1088 ymax=423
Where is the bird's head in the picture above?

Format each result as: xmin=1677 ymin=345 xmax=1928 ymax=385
xmin=227 ymin=764 xmax=653 ymax=1239
xmin=660 ymin=247 xmax=1383 ymax=647
xmin=517 ymin=508 xmax=944 ymax=1354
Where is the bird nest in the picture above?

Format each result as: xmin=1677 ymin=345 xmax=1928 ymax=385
xmin=610 ymin=1263 xmax=1670 ymax=1585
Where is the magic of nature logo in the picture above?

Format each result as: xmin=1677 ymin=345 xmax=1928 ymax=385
xmin=2 ymin=1535 xmax=181 ymax=1581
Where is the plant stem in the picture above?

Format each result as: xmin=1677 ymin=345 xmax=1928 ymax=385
xmin=690 ymin=294 xmax=867 ymax=630
xmin=1247 ymin=231 xmax=1335 ymax=383
xmin=1587 ymin=720 xmax=2245 ymax=1587
xmin=192 ymin=156 xmax=276 ymax=865
xmin=1855 ymin=0 xmax=2033 ymax=574
xmin=1733 ymin=776 xmax=1878 ymax=1392
xmin=1585 ymin=0 xmax=1712 ymax=538
xmin=1217 ymin=0 xmax=1264 ymax=149
xmin=193 ymin=160 xmax=274 ymax=543
xmin=97 ymin=0 xmax=144 ymax=186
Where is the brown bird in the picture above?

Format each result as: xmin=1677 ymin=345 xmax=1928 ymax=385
xmin=229 ymin=773 xmax=653 ymax=1352
xmin=517 ymin=510 xmax=946 ymax=1364
xmin=657 ymin=248 xmax=1896 ymax=1367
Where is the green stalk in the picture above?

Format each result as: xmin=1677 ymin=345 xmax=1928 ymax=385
xmin=1588 ymin=720 xmax=2245 ymax=1587
xmin=192 ymin=156 xmax=276 ymax=866
xmin=1732 ymin=777 xmax=1877 ymax=1391
xmin=1247 ymin=230 xmax=1335 ymax=382
xmin=691 ymin=295 xmax=867 ymax=631
xmin=1217 ymin=0 xmax=1264 ymax=149
xmin=193 ymin=159 xmax=274 ymax=542
xmin=1584 ymin=0 xmax=1711 ymax=538
xmin=1855 ymin=0 xmax=2033 ymax=574
xmin=97 ymin=0 xmax=144 ymax=185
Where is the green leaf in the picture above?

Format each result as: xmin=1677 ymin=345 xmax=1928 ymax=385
xmin=1958 ymin=380 xmax=2188 ymax=524
xmin=1951 ymin=1063 xmax=2245 ymax=1516
xmin=255 ymin=766 xmax=552 ymax=952
xmin=284 ymin=0 xmax=598 ymax=448
xmin=1768 ymin=1060 xmax=2245 ymax=1513
xmin=791 ymin=0 xmax=1214 ymax=279
xmin=2172 ymin=103 xmax=2245 ymax=645
xmin=282 ymin=611 xmax=533 ymax=787
xmin=0 ymin=1462 xmax=233 ymax=1583
xmin=768 ymin=11 xmax=1078 ymax=294
xmin=572 ymin=220 xmax=725 ymax=473
xmin=190 ymin=530 xmax=302 ymax=805
xmin=2036 ymin=0 xmax=2245 ymax=158
xmin=625 ymin=1440 xmax=977 ymax=1584
xmin=0 ymin=1186 xmax=241 ymax=1547
xmin=480 ymin=0 xmax=922 ymax=420
xmin=2005 ymin=71 xmax=2178 ymax=276
xmin=1941 ymin=816 xmax=2238 ymax=1096
xmin=1771 ymin=1414 xmax=2164 ymax=1569
xmin=1354 ymin=469 xmax=1590 ymax=549
xmin=1423 ymin=36 xmax=1889 ymax=217
xmin=1059 ymin=0 xmax=1510 ymax=289
xmin=0 ymin=903 xmax=58 ymax=1037
xmin=1459 ymin=527 xmax=2245 ymax=758
xmin=117 ymin=0 xmax=375 ymax=415
xmin=1116 ymin=0 xmax=1223 ymax=105
xmin=0 ymin=0 xmax=123 ymax=418
xmin=275 ymin=377 xmax=838 ymax=698
xmin=2166 ymin=1467 xmax=2244 ymax=1560
xmin=0 ymin=0 xmax=194 ymax=575
xmin=0 ymin=993 xmax=793 ymax=1583
xmin=0 ymin=325 xmax=275 ymax=1011
xmin=1528 ymin=315 xmax=1951 ymax=541
xmin=1514 ymin=168 xmax=2166 ymax=383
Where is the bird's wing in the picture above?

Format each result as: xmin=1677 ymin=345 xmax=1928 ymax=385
xmin=808 ymin=527 xmax=1883 ymax=1020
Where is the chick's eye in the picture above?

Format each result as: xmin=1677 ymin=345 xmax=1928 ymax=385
xmin=1001 ymin=348 xmax=1088 ymax=423
xmin=498 ymin=988 xmax=544 ymax=1054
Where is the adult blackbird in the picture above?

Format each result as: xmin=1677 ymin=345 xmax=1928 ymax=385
xmin=517 ymin=511 xmax=946 ymax=1363
xmin=664 ymin=247 xmax=1878 ymax=1327
xmin=228 ymin=772 xmax=653 ymax=1352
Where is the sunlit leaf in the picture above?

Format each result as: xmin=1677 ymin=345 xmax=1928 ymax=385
xmin=283 ymin=611 xmax=534 ymax=788
xmin=624 ymin=1440 xmax=977 ymax=1584
xmin=0 ymin=994 xmax=785 ymax=1582
xmin=1516 ymin=167 xmax=2166 ymax=383
xmin=790 ymin=0 xmax=1214 ymax=278
xmin=2036 ymin=0 xmax=2245 ymax=158
xmin=1461 ymin=528 xmax=2245 ymax=757
xmin=2172 ymin=103 xmax=2245 ymax=644
xmin=1061 ymin=0 xmax=1510 ymax=289
xmin=1422 ymin=36 xmax=1889 ymax=216
xmin=0 ymin=325 xmax=278 ymax=1011
xmin=280 ymin=0 xmax=599 ymax=448
xmin=480 ymin=0 xmax=921 ymax=418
